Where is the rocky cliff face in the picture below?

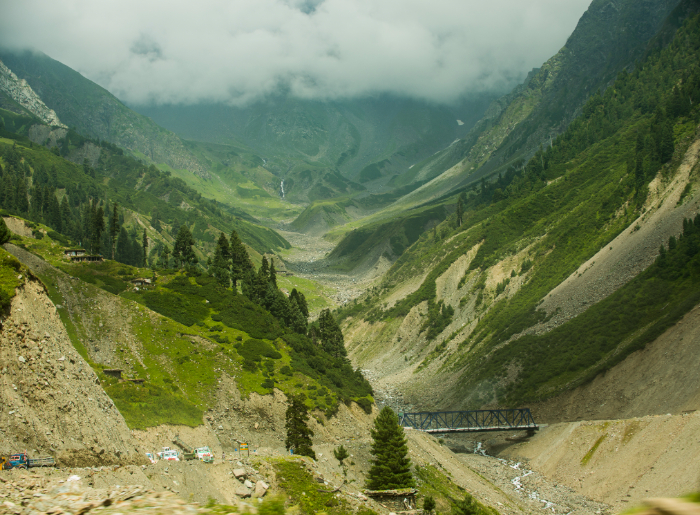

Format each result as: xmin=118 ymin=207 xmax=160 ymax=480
xmin=0 ymin=59 xmax=66 ymax=128
xmin=0 ymin=276 xmax=144 ymax=467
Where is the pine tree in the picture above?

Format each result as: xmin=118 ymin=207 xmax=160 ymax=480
xmin=172 ymin=225 xmax=197 ymax=268
xmin=115 ymin=227 xmax=129 ymax=264
xmin=252 ymin=256 xmax=270 ymax=303
xmin=289 ymin=297 xmax=307 ymax=334
xmin=60 ymin=196 xmax=72 ymax=234
xmin=318 ymin=309 xmax=346 ymax=359
xmin=211 ymin=232 xmax=231 ymax=288
xmin=151 ymin=210 xmax=162 ymax=232
xmin=49 ymin=192 xmax=62 ymax=233
xmin=285 ymin=394 xmax=315 ymax=459
xmin=91 ymin=204 xmax=105 ymax=254
xmin=230 ymin=229 xmax=254 ymax=290
xmin=365 ymin=407 xmax=415 ymax=490
xmin=423 ymin=496 xmax=436 ymax=514
xmin=15 ymin=178 xmax=28 ymax=214
xmin=109 ymin=204 xmax=119 ymax=260
xmin=290 ymin=288 xmax=309 ymax=319
xmin=3 ymin=176 xmax=15 ymax=211
xmin=269 ymin=258 xmax=278 ymax=288
xmin=142 ymin=229 xmax=148 ymax=267
xmin=160 ymin=246 xmax=171 ymax=269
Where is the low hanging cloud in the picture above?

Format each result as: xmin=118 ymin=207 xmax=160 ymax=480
xmin=0 ymin=0 xmax=591 ymax=106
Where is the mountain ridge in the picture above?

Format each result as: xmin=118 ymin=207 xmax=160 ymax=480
xmin=0 ymin=50 xmax=209 ymax=178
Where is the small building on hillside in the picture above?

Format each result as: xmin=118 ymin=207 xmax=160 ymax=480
xmin=131 ymin=278 xmax=152 ymax=287
xmin=64 ymin=249 xmax=86 ymax=258
xmin=103 ymin=369 xmax=123 ymax=379
xmin=364 ymin=489 xmax=417 ymax=512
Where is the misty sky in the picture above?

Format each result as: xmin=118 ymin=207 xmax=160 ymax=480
xmin=0 ymin=0 xmax=592 ymax=106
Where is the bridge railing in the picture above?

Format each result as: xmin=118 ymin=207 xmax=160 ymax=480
xmin=398 ymin=408 xmax=537 ymax=433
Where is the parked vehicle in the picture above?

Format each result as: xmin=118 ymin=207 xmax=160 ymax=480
xmin=194 ymin=446 xmax=213 ymax=463
xmin=145 ymin=453 xmax=157 ymax=464
xmin=1 ymin=453 xmax=55 ymax=469
xmin=156 ymin=447 xmax=179 ymax=461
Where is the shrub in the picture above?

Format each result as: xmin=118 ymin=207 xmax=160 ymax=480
xmin=237 ymin=339 xmax=282 ymax=362
xmin=355 ymin=397 xmax=373 ymax=414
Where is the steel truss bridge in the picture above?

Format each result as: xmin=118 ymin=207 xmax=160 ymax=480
xmin=398 ymin=408 xmax=538 ymax=434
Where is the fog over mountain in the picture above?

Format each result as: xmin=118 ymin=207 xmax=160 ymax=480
xmin=0 ymin=0 xmax=590 ymax=106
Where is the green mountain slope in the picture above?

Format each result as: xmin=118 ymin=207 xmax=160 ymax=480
xmin=3 ymin=229 xmax=371 ymax=429
xmin=324 ymin=0 xmax=684 ymax=274
xmin=0 ymin=115 xmax=289 ymax=257
xmin=0 ymin=50 xmax=208 ymax=177
xmin=339 ymin=11 xmax=700 ymax=410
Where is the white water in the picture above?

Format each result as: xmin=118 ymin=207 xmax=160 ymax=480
xmin=475 ymin=444 xmax=558 ymax=512
xmin=280 ymin=179 xmax=285 ymax=198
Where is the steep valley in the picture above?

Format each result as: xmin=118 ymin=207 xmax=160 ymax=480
xmin=2 ymin=0 xmax=700 ymax=512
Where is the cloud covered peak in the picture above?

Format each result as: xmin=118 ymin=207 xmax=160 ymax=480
xmin=0 ymin=0 xmax=590 ymax=106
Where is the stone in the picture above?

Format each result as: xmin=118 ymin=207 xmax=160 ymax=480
xmin=232 ymin=469 xmax=246 ymax=479
xmin=244 ymin=480 xmax=253 ymax=489
xmin=234 ymin=485 xmax=251 ymax=498
xmin=253 ymin=481 xmax=268 ymax=498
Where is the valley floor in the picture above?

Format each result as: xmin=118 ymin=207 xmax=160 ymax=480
xmin=277 ymin=230 xmax=385 ymax=309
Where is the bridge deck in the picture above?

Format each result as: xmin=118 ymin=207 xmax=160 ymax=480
xmin=399 ymin=408 xmax=538 ymax=434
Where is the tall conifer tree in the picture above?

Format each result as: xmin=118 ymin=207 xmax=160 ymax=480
xmin=285 ymin=394 xmax=315 ymax=459
xmin=366 ymin=407 xmax=415 ymax=490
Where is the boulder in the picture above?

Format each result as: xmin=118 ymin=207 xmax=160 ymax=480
xmin=253 ymin=481 xmax=268 ymax=498
xmin=234 ymin=484 xmax=251 ymax=498
xmin=232 ymin=468 xmax=246 ymax=479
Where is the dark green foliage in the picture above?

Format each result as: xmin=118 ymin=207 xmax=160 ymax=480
xmin=285 ymin=394 xmax=315 ymax=459
xmin=453 ymin=493 xmax=497 ymax=515
xmin=318 ymin=309 xmax=346 ymax=358
xmin=333 ymin=444 xmax=349 ymax=465
xmin=355 ymin=397 xmax=373 ymax=414
xmin=161 ymin=273 xmax=285 ymax=339
xmin=211 ymin=232 xmax=231 ymax=287
xmin=140 ymin=290 xmax=209 ymax=327
xmin=173 ymin=225 xmax=197 ymax=268
xmin=421 ymin=300 xmax=455 ymax=340
xmin=282 ymin=332 xmax=373 ymax=403
xmin=290 ymin=288 xmax=309 ymax=318
xmin=366 ymin=407 xmax=415 ymax=490
xmin=0 ymin=217 xmax=12 ymax=245
xmin=423 ymin=496 xmax=436 ymax=514
xmin=238 ymin=339 xmax=282 ymax=362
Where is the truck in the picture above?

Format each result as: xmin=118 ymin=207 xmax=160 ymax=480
xmin=194 ymin=446 xmax=214 ymax=463
xmin=172 ymin=435 xmax=195 ymax=461
xmin=1 ymin=453 xmax=55 ymax=469
xmin=156 ymin=447 xmax=179 ymax=461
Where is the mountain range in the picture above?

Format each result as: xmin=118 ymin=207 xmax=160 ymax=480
xmin=0 ymin=0 xmax=699 ymax=422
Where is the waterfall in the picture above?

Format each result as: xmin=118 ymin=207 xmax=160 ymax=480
xmin=280 ymin=179 xmax=285 ymax=198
